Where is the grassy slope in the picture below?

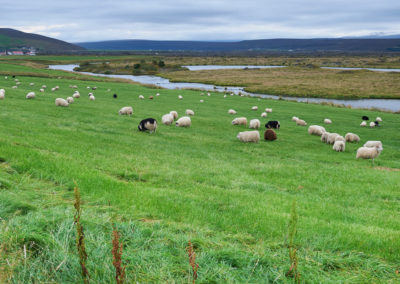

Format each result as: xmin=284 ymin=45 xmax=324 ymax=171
xmin=0 ymin=65 xmax=400 ymax=282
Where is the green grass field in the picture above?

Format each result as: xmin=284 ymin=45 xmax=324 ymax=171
xmin=0 ymin=62 xmax=400 ymax=283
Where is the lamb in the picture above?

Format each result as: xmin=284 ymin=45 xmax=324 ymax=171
xmin=265 ymin=121 xmax=280 ymax=129
xmin=138 ymin=118 xmax=157 ymax=133
xmin=178 ymin=95 xmax=183 ymax=100
xmin=265 ymin=108 xmax=272 ymax=113
xmin=55 ymin=98 xmax=69 ymax=107
xmin=376 ymin=117 xmax=382 ymax=122
xmin=26 ymin=92 xmax=35 ymax=99
xmin=296 ymin=119 xmax=307 ymax=126
xmin=170 ymin=111 xmax=178 ymax=120
xmin=369 ymin=121 xmax=375 ymax=128
xmin=66 ymin=97 xmax=74 ymax=104
xmin=73 ymin=92 xmax=80 ymax=98
xmin=162 ymin=113 xmax=174 ymax=125
xmin=363 ymin=141 xmax=383 ymax=148
xmin=185 ymin=109 xmax=195 ymax=116
xmin=237 ymin=131 xmax=260 ymax=143
xmin=139 ymin=95 xmax=144 ymax=99
xmin=176 ymin=116 xmax=191 ymax=127
xmin=89 ymin=95 xmax=95 ymax=101
xmin=356 ymin=145 xmax=383 ymax=163
xmin=228 ymin=109 xmax=237 ymax=115
xmin=335 ymin=135 xmax=345 ymax=142
xmin=119 ymin=106 xmax=133 ymax=116
xmin=360 ymin=121 xmax=367 ymax=127
xmin=324 ymin=118 xmax=332 ymax=124
xmin=232 ymin=117 xmax=247 ymax=126
xmin=264 ymin=129 xmax=277 ymax=141
xmin=251 ymin=106 xmax=258 ymax=111
xmin=326 ymin=133 xmax=340 ymax=144
xmin=308 ymin=125 xmax=326 ymax=136
xmin=345 ymin=133 xmax=360 ymax=143
xmin=249 ymin=119 xmax=261 ymax=129
xmin=333 ymin=141 xmax=345 ymax=152
xmin=261 ymin=112 xmax=267 ymax=118
xmin=292 ymin=116 xmax=299 ymax=121
xmin=321 ymin=132 xmax=330 ymax=143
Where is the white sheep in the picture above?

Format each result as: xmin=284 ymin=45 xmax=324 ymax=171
xmin=232 ymin=117 xmax=247 ymax=126
xmin=228 ymin=109 xmax=237 ymax=115
xmin=156 ymin=93 xmax=160 ymax=97
xmin=333 ymin=141 xmax=345 ymax=152
xmin=376 ymin=117 xmax=382 ymax=122
xmin=308 ymin=125 xmax=326 ymax=136
xmin=170 ymin=111 xmax=178 ymax=120
xmin=237 ymin=131 xmax=260 ymax=143
xmin=51 ymin=88 xmax=56 ymax=92
xmin=345 ymin=133 xmax=360 ymax=143
xmin=335 ymin=135 xmax=345 ymax=142
xmin=12 ymin=86 xmax=17 ymax=89
xmin=16 ymin=82 xmax=21 ymax=85
xmin=251 ymin=106 xmax=258 ymax=111
xmin=207 ymin=93 xmax=211 ymax=96
xmin=42 ymin=85 xmax=47 ymax=89
xmin=326 ymin=133 xmax=340 ymax=144
xmin=89 ymin=95 xmax=95 ymax=101
xmin=4 ymin=76 xmax=7 ymax=79
xmin=40 ymin=88 xmax=45 ymax=92
xmin=223 ymin=95 xmax=227 ymax=98
xmin=265 ymin=108 xmax=272 ymax=113
xmin=324 ymin=118 xmax=332 ymax=124
xmin=0 ymin=89 xmax=4 ymax=100
xmin=88 ymin=92 xmax=93 ymax=97
xmin=55 ymin=98 xmax=69 ymax=107
xmin=29 ymin=83 xmax=34 ymax=86
xmin=369 ymin=122 xmax=375 ymax=128
xmin=261 ymin=112 xmax=267 ymax=118
xmin=292 ymin=116 xmax=299 ymax=121
xmin=360 ymin=121 xmax=367 ymax=127
xmin=296 ymin=119 xmax=307 ymax=126
xmin=66 ymin=97 xmax=74 ymax=104
xmin=26 ymin=92 xmax=35 ymax=99
xmin=363 ymin=141 xmax=383 ymax=148
xmin=321 ymin=132 xmax=330 ymax=143
xmin=178 ymin=95 xmax=183 ymax=100
xmin=139 ymin=95 xmax=144 ymax=99
xmin=356 ymin=145 xmax=383 ymax=163
xmin=200 ymin=99 xmax=204 ymax=103
xmin=185 ymin=109 xmax=195 ymax=116
xmin=249 ymin=119 xmax=261 ymax=129
xmin=119 ymin=106 xmax=133 ymax=116
xmin=162 ymin=113 xmax=174 ymax=125
xmin=230 ymin=93 xmax=234 ymax=96
xmin=176 ymin=116 xmax=191 ymax=127
xmin=73 ymin=92 xmax=80 ymax=98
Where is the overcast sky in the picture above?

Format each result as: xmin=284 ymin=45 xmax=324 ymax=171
xmin=1 ymin=0 xmax=399 ymax=42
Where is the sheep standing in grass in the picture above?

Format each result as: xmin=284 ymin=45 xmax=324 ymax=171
xmin=26 ymin=92 xmax=35 ymax=99
xmin=326 ymin=133 xmax=340 ymax=144
xmin=139 ymin=95 xmax=144 ymax=99
xmin=251 ymin=106 xmax=258 ymax=111
xmin=170 ymin=111 xmax=178 ymax=120
xmin=324 ymin=118 xmax=332 ymax=124
xmin=89 ymin=95 xmax=95 ymax=101
xmin=40 ymin=88 xmax=45 ymax=92
xmin=138 ymin=118 xmax=157 ymax=133
xmin=162 ymin=113 xmax=174 ymax=125
xmin=335 ymin=136 xmax=345 ymax=143
xmin=232 ymin=117 xmax=247 ymax=126
xmin=176 ymin=116 xmax=191 ymax=127
xmin=149 ymin=96 xmax=154 ymax=100
xmin=308 ymin=125 xmax=326 ymax=136
xmin=12 ymin=86 xmax=17 ymax=89
xmin=66 ymin=97 xmax=74 ymax=104
xmin=333 ymin=141 xmax=345 ymax=152
xmin=360 ymin=121 xmax=367 ymax=127
xmin=249 ymin=119 xmax=261 ymax=129
xmin=200 ymin=99 xmax=204 ymax=103
xmin=292 ymin=116 xmax=299 ymax=121
xmin=370 ymin=122 xmax=375 ymax=128
xmin=376 ymin=117 xmax=382 ymax=122
xmin=364 ymin=141 xmax=383 ymax=148
xmin=345 ymin=133 xmax=360 ymax=143
xmin=73 ymin=92 xmax=80 ymax=99
xmin=55 ymin=98 xmax=69 ymax=107
xmin=228 ymin=109 xmax=237 ymax=115
xmin=265 ymin=108 xmax=272 ymax=113
xmin=119 ymin=106 xmax=133 ymax=116
xmin=156 ymin=93 xmax=160 ymax=97
xmin=178 ymin=95 xmax=183 ymax=100
xmin=356 ymin=145 xmax=383 ymax=164
xmin=185 ymin=109 xmax=195 ymax=116
xmin=261 ymin=112 xmax=267 ymax=118
xmin=237 ymin=131 xmax=260 ymax=143
xmin=0 ymin=89 xmax=5 ymax=100
xmin=296 ymin=119 xmax=307 ymax=126
xmin=30 ymin=83 xmax=34 ymax=86
xmin=264 ymin=129 xmax=277 ymax=141
xmin=321 ymin=132 xmax=330 ymax=143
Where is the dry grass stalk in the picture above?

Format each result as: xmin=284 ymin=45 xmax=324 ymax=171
xmin=186 ymin=240 xmax=199 ymax=284
xmin=112 ymin=228 xmax=126 ymax=284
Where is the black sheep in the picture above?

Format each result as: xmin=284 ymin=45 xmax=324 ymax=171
xmin=138 ymin=118 xmax=157 ymax=133
xmin=362 ymin=116 xmax=369 ymax=120
xmin=113 ymin=94 xmax=117 ymax=98
xmin=265 ymin=120 xmax=280 ymax=129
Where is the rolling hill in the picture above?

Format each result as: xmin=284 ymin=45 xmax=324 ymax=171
xmin=0 ymin=28 xmax=85 ymax=52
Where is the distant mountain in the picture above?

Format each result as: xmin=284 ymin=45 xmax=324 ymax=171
xmin=0 ymin=28 xmax=85 ymax=52
xmin=76 ymin=38 xmax=400 ymax=52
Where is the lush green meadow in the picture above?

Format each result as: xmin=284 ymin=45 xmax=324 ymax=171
xmin=0 ymin=62 xmax=400 ymax=283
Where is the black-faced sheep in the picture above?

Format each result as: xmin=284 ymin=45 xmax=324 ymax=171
xmin=113 ymin=94 xmax=118 ymax=98
xmin=138 ymin=118 xmax=157 ymax=133
xmin=265 ymin=121 xmax=280 ymax=129
xmin=362 ymin=116 xmax=369 ymax=120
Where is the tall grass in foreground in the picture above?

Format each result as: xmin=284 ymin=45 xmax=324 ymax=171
xmin=286 ymin=200 xmax=300 ymax=283
xmin=112 ymin=227 xmax=126 ymax=284
xmin=187 ymin=240 xmax=199 ymax=284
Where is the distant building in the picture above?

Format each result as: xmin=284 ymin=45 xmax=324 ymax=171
xmin=0 ymin=51 xmax=6 ymax=56
xmin=12 ymin=51 xmax=24 ymax=55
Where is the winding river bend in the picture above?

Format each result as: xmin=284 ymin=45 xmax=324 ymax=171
xmin=49 ymin=64 xmax=400 ymax=112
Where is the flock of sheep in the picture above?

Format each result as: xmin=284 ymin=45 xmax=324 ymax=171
xmin=0 ymin=76 xmax=384 ymax=163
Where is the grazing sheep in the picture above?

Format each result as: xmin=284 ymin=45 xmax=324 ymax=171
xmin=89 ymin=95 xmax=95 ymax=101
xmin=356 ymin=145 xmax=383 ymax=163
xmin=228 ymin=109 xmax=237 ymax=115
xmin=55 ymin=86 xmax=59 ymax=90
xmin=170 ymin=111 xmax=178 ymax=120
xmin=376 ymin=117 xmax=382 ymax=122
xmin=42 ymin=85 xmax=47 ymax=89
xmin=261 ymin=112 xmax=267 ymax=118
xmin=0 ymin=91 xmax=4 ymax=100
xmin=265 ymin=121 xmax=280 ymax=129
xmin=119 ymin=106 xmax=133 ymax=116
xmin=360 ymin=121 xmax=367 ymax=127
xmin=326 ymin=133 xmax=340 ymax=144
xmin=251 ymin=106 xmax=258 ymax=111
xmin=16 ymin=82 xmax=21 ymax=85
xmin=29 ymin=83 xmax=34 ymax=86
xmin=249 ymin=119 xmax=261 ymax=129
xmin=55 ymin=98 xmax=69 ymax=107
xmin=296 ymin=119 xmax=307 ymax=126
xmin=156 ymin=93 xmax=160 ymax=96
xmin=40 ymin=88 xmax=45 ymax=92
xmin=374 ymin=121 xmax=380 ymax=127
xmin=4 ymin=76 xmax=7 ymax=79
xmin=224 ymin=95 xmax=227 ymax=98
xmin=66 ymin=97 xmax=74 ymax=104
xmin=364 ymin=141 xmax=383 ymax=148
xmin=185 ymin=109 xmax=195 ymax=116
xmin=73 ymin=92 xmax=80 ymax=99
xmin=324 ymin=118 xmax=332 ymax=124
xmin=265 ymin=108 xmax=272 ymax=113
xmin=113 ymin=94 xmax=117 ymax=98
xmin=178 ymin=95 xmax=183 ymax=100
xmin=362 ymin=116 xmax=369 ymax=120
xmin=369 ymin=121 xmax=375 ymax=128
xmin=149 ymin=96 xmax=154 ymax=100
xmin=232 ymin=117 xmax=247 ymax=126
xmin=237 ymin=131 xmax=260 ymax=143
xmin=176 ymin=116 xmax=191 ymax=127
xmin=138 ymin=118 xmax=157 ymax=133
xmin=335 ymin=135 xmax=345 ymax=142
xmin=26 ymin=92 xmax=35 ymax=99
xmin=207 ymin=92 xmax=211 ymax=96
xmin=162 ymin=113 xmax=174 ymax=125
xmin=88 ymin=92 xmax=93 ymax=97
xmin=230 ymin=93 xmax=234 ymax=96
xmin=308 ymin=125 xmax=326 ymax=136
xmin=264 ymin=129 xmax=277 ymax=141
xmin=200 ymin=99 xmax=204 ymax=103
xmin=321 ymin=132 xmax=330 ymax=143
xmin=333 ymin=141 xmax=345 ymax=152
xmin=139 ymin=95 xmax=144 ymax=99
xmin=92 ymin=87 xmax=97 ymax=90
xmin=51 ymin=88 xmax=56 ymax=92
xmin=345 ymin=133 xmax=360 ymax=143
xmin=292 ymin=116 xmax=299 ymax=121
xmin=12 ymin=86 xmax=17 ymax=89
